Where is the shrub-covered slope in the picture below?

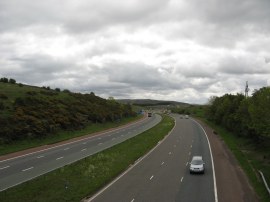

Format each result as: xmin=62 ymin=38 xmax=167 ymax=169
xmin=0 ymin=81 xmax=136 ymax=143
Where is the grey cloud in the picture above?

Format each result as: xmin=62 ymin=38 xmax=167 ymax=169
xmin=0 ymin=0 xmax=169 ymax=34
xmin=218 ymin=55 xmax=270 ymax=75
xmin=6 ymin=54 xmax=77 ymax=84
xmin=189 ymin=0 xmax=270 ymax=28
xmin=1 ymin=0 xmax=270 ymax=104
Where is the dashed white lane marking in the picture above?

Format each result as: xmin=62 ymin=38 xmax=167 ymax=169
xmin=37 ymin=155 xmax=44 ymax=159
xmin=150 ymin=175 xmax=154 ymax=180
xmin=121 ymin=135 xmax=124 ymax=137
xmin=190 ymin=145 xmax=192 ymax=148
xmin=168 ymin=152 xmax=172 ymax=155
xmin=189 ymin=152 xmax=191 ymax=156
xmin=161 ymin=161 xmax=165 ymax=165
xmin=112 ymin=138 xmax=116 ymax=140
xmin=81 ymin=148 xmax=87 ymax=151
xmin=131 ymin=199 xmax=135 ymax=202
xmin=83 ymin=142 xmax=87 ymax=145
xmin=0 ymin=165 xmax=10 ymax=170
xmin=98 ymin=137 xmax=101 ymax=140
xmin=56 ymin=157 xmax=63 ymax=160
xmin=64 ymin=148 xmax=70 ymax=151
xmin=22 ymin=167 xmax=33 ymax=172
xmin=98 ymin=143 xmax=103 ymax=145
xmin=181 ymin=177 xmax=184 ymax=182
xmin=186 ymin=162 xmax=189 ymax=166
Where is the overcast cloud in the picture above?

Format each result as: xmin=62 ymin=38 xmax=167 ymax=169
xmin=1 ymin=0 xmax=270 ymax=104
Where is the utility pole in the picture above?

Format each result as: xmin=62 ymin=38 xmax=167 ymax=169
xmin=245 ymin=81 xmax=249 ymax=98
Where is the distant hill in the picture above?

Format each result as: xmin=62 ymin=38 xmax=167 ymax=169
xmin=117 ymin=99 xmax=190 ymax=107
xmin=0 ymin=79 xmax=136 ymax=143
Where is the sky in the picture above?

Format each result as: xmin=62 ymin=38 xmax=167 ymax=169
xmin=1 ymin=0 xmax=270 ymax=104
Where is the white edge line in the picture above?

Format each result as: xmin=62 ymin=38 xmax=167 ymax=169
xmin=0 ymin=115 xmax=149 ymax=163
xmin=192 ymin=119 xmax=218 ymax=202
xmin=85 ymin=116 xmax=176 ymax=202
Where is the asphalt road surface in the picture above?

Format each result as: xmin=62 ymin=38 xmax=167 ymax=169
xmin=0 ymin=114 xmax=161 ymax=191
xmin=86 ymin=114 xmax=217 ymax=202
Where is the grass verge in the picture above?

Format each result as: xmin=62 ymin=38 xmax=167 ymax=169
xmin=0 ymin=115 xmax=174 ymax=202
xmin=202 ymin=119 xmax=270 ymax=202
xmin=0 ymin=115 xmax=142 ymax=155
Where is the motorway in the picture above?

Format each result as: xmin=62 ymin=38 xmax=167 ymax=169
xmin=87 ymin=114 xmax=217 ymax=202
xmin=0 ymin=114 xmax=162 ymax=191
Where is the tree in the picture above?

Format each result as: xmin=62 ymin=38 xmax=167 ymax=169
xmin=249 ymin=87 xmax=270 ymax=137
xmin=0 ymin=77 xmax=8 ymax=83
xmin=9 ymin=78 xmax=16 ymax=84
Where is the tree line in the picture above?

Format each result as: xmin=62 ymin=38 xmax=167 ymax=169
xmin=205 ymin=87 xmax=270 ymax=142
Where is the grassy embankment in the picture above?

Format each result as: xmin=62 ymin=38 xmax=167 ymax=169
xmin=185 ymin=105 xmax=270 ymax=202
xmin=0 ymin=115 xmax=174 ymax=202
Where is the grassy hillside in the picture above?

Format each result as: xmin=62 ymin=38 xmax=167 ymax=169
xmin=0 ymin=80 xmax=136 ymax=145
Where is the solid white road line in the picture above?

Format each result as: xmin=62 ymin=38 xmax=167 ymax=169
xmin=86 ymin=116 xmax=176 ymax=202
xmin=56 ymin=157 xmax=63 ymax=160
xmin=192 ymin=119 xmax=218 ymax=202
xmin=22 ymin=167 xmax=33 ymax=172
xmin=0 ymin=165 xmax=10 ymax=170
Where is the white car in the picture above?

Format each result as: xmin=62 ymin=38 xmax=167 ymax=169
xmin=189 ymin=156 xmax=205 ymax=174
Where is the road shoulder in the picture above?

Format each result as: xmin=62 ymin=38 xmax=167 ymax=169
xmin=195 ymin=118 xmax=259 ymax=202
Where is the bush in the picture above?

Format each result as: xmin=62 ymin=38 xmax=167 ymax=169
xmin=0 ymin=102 xmax=4 ymax=110
xmin=0 ymin=93 xmax=8 ymax=99
xmin=0 ymin=77 xmax=8 ymax=83
xmin=9 ymin=78 xmax=16 ymax=84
